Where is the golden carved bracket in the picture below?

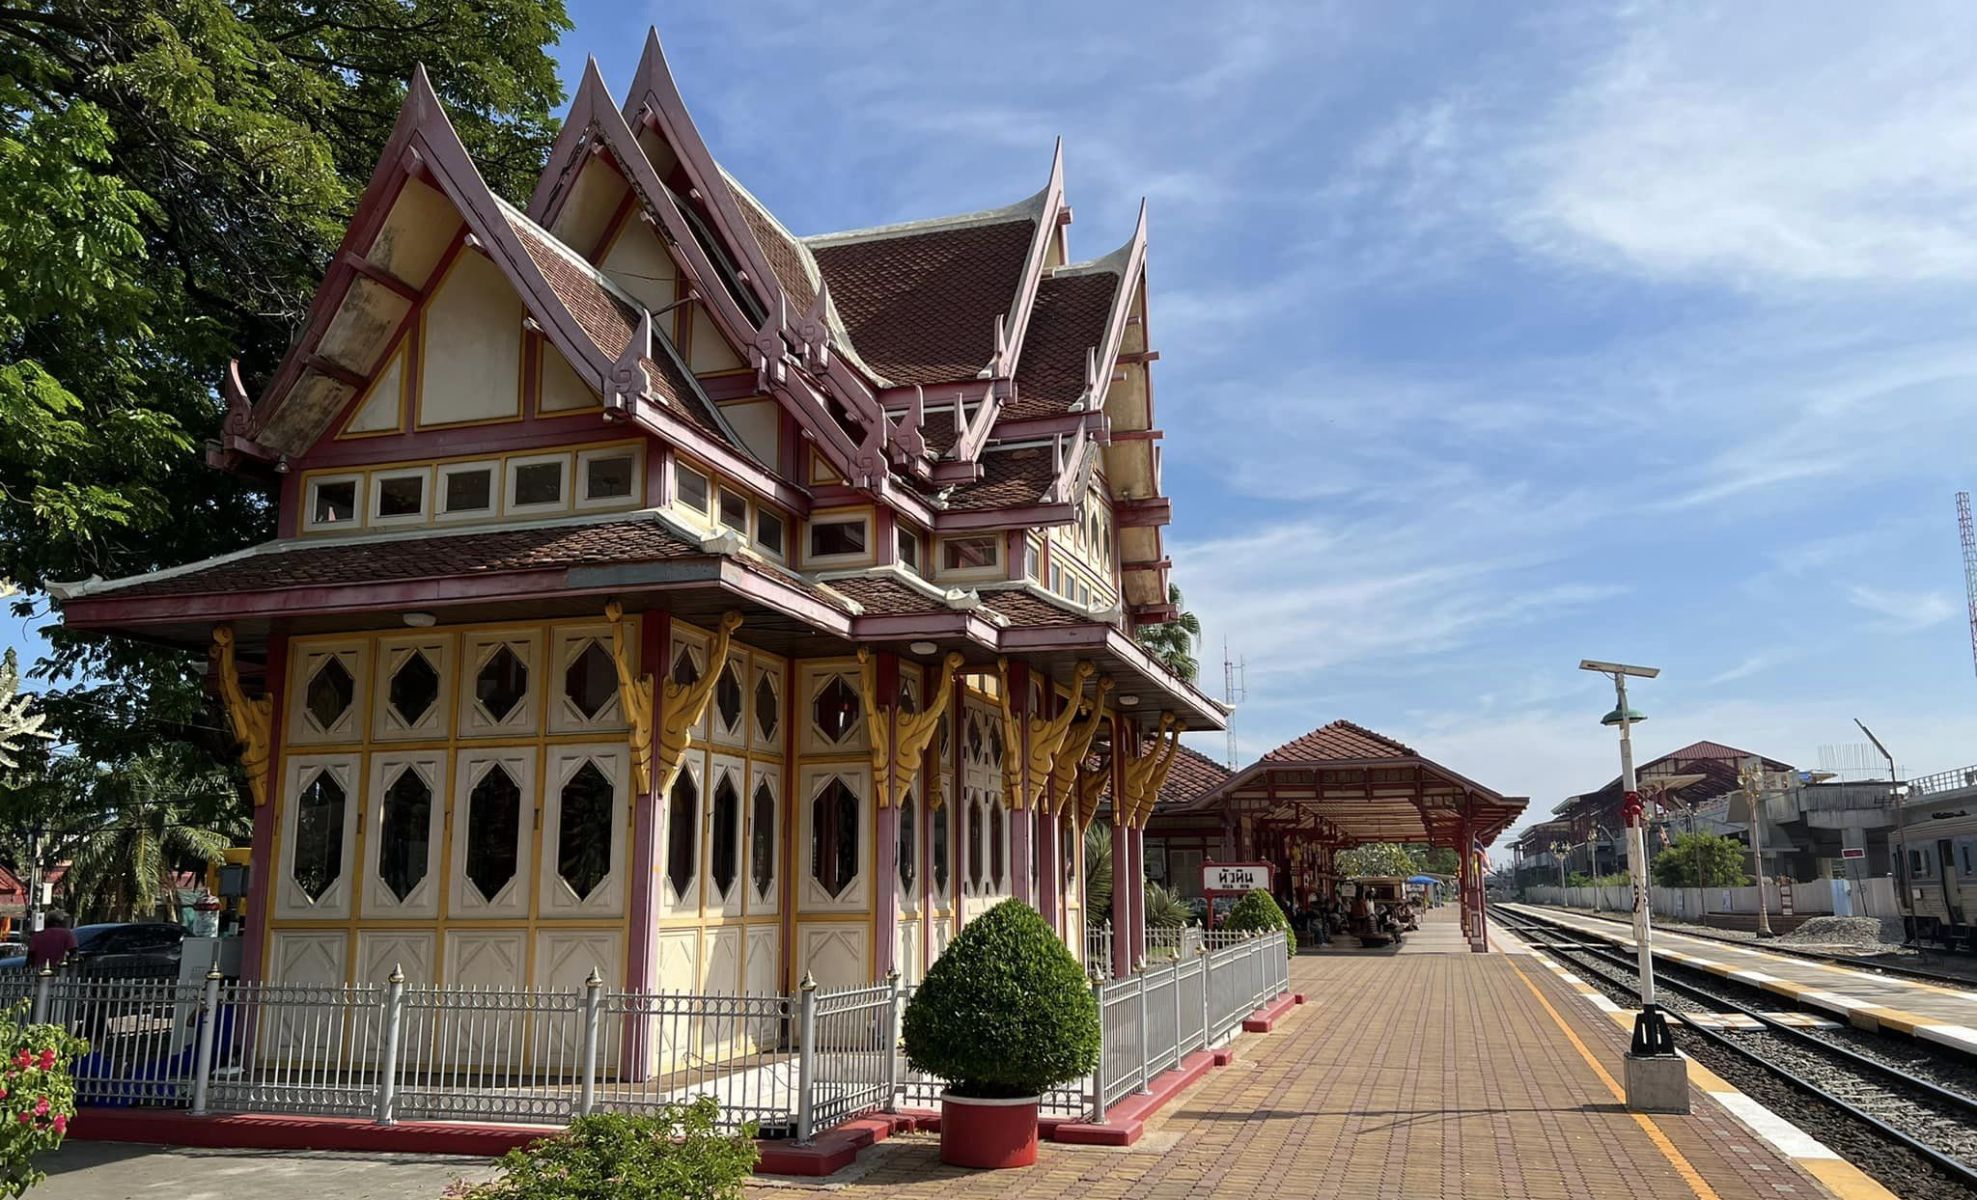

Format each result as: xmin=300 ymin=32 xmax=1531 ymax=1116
xmin=1046 ymin=674 xmax=1112 ymax=816
xmin=1119 ymin=714 xmax=1180 ymax=829
xmin=604 ymin=601 xmax=656 ymax=796
xmin=1074 ymin=764 xmax=1109 ymax=831
xmin=616 ymin=604 xmax=741 ymax=799
xmin=212 ymin=625 xmax=273 ymax=808
xmin=857 ymin=647 xmax=965 ymax=808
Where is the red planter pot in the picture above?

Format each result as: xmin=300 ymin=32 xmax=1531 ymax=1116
xmin=938 ymin=1092 xmax=1039 ymax=1169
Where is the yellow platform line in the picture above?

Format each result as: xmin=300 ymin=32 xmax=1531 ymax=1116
xmin=1508 ymin=939 xmax=1897 ymax=1200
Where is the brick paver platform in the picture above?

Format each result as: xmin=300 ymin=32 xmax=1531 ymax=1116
xmin=751 ymin=915 xmax=1843 ymax=1199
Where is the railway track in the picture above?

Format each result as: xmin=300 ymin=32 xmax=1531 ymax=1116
xmin=1496 ymin=908 xmax=1977 ymax=1200
xmin=1515 ymin=903 xmax=1977 ymax=991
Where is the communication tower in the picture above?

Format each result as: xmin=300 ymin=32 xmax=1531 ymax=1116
xmin=1960 ymin=492 xmax=1977 ymax=677
xmin=1222 ymin=640 xmax=1246 ymax=769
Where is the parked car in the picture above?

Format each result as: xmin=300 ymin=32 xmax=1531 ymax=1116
xmin=0 ymin=922 xmax=186 ymax=978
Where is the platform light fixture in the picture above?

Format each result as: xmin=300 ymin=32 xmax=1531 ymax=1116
xmin=1578 ymin=657 xmax=1687 ymax=1112
xmin=908 ymin=641 xmax=938 ymax=656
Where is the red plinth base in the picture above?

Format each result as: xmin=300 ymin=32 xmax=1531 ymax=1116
xmin=938 ymin=1093 xmax=1039 ymax=1169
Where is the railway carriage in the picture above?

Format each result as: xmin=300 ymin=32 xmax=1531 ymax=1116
xmin=1896 ymin=795 xmax=1977 ymax=949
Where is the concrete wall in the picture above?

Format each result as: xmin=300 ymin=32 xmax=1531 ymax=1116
xmin=1518 ymin=878 xmax=1906 ymax=920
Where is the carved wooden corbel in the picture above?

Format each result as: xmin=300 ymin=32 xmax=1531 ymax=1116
xmin=893 ymin=652 xmax=963 ymax=807
xmin=604 ymin=601 xmax=657 ymax=796
xmin=1074 ymin=765 xmax=1109 ymax=830
xmin=655 ymin=609 xmax=742 ymax=796
xmin=1139 ymin=722 xmax=1184 ymax=826
xmin=1021 ymin=661 xmax=1095 ymax=813
xmin=211 ymin=626 xmax=273 ymax=808
xmin=1048 ymin=676 xmax=1112 ymax=816
xmin=1120 ymin=714 xmax=1180 ymax=829
xmin=855 ymin=646 xmax=894 ymax=806
xmin=994 ymin=658 xmax=1028 ymax=810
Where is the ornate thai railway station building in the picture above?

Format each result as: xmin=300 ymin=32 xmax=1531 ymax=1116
xmin=54 ymin=32 xmax=1223 ymax=998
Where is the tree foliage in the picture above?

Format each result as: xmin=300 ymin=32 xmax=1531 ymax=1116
xmin=455 ymin=1101 xmax=759 ymax=1200
xmin=1335 ymin=842 xmax=1416 ymax=879
xmin=1134 ymin=584 xmax=1201 ymax=682
xmin=1144 ymin=881 xmax=1191 ymax=929
xmin=0 ymin=0 xmax=571 ymax=780
xmin=1651 ymin=832 xmax=1750 ymax=889
xmin=1082 ymin=820 xmax=1112 ymax=920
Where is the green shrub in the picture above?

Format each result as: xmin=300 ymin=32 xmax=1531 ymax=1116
xmin=0 ymin=1005 xmax=86 ymax=1199
xmin=450 ymin=1100 xmax=758 ymax=1200
xmin=1225 ymin=889 xmax=1294 ymax=959
xmin=903 ymin=899 xmax=1099 ymax=1099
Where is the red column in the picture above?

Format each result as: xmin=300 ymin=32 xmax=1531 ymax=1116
xmin=1130 ymin=825 xmax=1147 ymax=964
xmin=872 ymin=651 xmax=901 ymax=981
xmin=1110 ymin=714 xmax=1132 ymax=977
xmin=1038 ymin=806 xmax=1059 ymax=929
xmin=238 ymin=631 xmax=288 ymax=985
xmin=1009 ymin=662 xmax=1033 ymax=906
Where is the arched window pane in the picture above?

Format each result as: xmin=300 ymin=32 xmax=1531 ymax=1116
xmin=932 ymin=801 xmax=950 ymax=894
xmin=711 ymin=774 xmax=741 ymax=897
xmin=668 ymin=770 xmax=698 ymax=898
xmin=377 ymin=767 xmax=431 ymax=901
xmin=466 ymin=766 xmax=521 ymax=902
xmin=557 ymin=762 xmax=614 ymax=901
xmin=898 ymin=796 xmax=917 ymax=892
xmin=751 ymin=779 xmax=776 ymax=899
xmin=293 ymin=771 xmax=345 ymax=901
xmin=989 ymin=801 xmax=1005 ymax=890
xmin=810 ymin=777 xmax=861 ymax=898
xmin=967 ymin=797 xmax=984 ymax=891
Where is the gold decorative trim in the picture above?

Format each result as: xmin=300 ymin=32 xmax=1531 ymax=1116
xmin=212 ymin=626 xmax=274 ymax=808
xmin=1047 ymin=674 xmax=1112 ymax=816
xmin=655 ymin=607 xmax=742 ymax=797
xmin=603 ymin=600 xmax=657 ymax=795
xmin=856 ymin=647 xmax=965 ymax=808
xmin=1119 ymin=714 xmax=1180 ymax=828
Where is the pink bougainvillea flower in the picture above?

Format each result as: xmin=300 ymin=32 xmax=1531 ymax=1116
xmin=16 ymin=1112 xmax=30 ymax=1124
xmin=51 ymin=1114 xmax=65 ymax=1134
xmin=33 ymin=1098 xmax=49 ymax=1116
xmin=36 ymin=1050 xmax=54 ymax=1070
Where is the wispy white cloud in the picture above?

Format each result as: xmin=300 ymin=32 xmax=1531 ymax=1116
xmin=1847 ymin=585 xmax=1960 ymax=632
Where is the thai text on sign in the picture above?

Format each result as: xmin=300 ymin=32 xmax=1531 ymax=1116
xmin=1204 ymin=862 xmax=1272 ymax=893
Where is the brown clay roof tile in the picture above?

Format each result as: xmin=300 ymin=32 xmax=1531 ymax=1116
xmin=1009 ymin=271 xmax=1118 ymax=421
xmin=1159 ymin=743 xmax=1232 ymax=808
xmin=943 ymin=445 xmax=1058 ymax=511
xmin=1261 ymin=720 xmax=1418 ymax=763
xmin=809 ymin=219 xmax=1035 ymax=386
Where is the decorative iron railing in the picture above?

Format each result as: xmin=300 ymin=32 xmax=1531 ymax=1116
xmin=20 ymin=932 xmax=1291 ymax=1143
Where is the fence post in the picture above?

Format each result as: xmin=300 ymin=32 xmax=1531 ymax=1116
xmin=794 ymin=973 xmax=818 ymax=1145
xmin=1170 ymin=954 xmax=1183 ymax=1062
xmin=30 ymin=966 xmax=51 ymax=1026
xmin=189 ymin=965 xmax=223 ymax=1115
xmin=1199 ymin=946 xmax=1211 ymax=1050
xmin=1135 ymin=960 xmax=1151 ymax=1094
xmin=883 ymin=968 xmax=902 ymax=1114
xmin=578 ymin=968 xmax=603 ymax=1118
xmin=374 ymin=964 xmax=406 ymax=1127
xmin=1090 ymin=974 xmax=1109 ymax=1123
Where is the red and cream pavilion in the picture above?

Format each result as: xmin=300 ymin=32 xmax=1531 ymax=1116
xmin=52 ymin=30 xmax=1223 ymax=997
xmin=1145 ymin=721 xmax=1526 ymax=950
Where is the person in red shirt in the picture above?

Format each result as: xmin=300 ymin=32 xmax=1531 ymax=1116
xmin=26 ymin=912 xmax=76 ymax=971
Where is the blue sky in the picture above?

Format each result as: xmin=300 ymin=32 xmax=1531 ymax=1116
xmin=13 ymin=2 xmax=1977 ymax=850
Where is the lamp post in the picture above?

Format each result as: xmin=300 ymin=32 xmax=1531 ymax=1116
xmin=1580 ymin=658 xmax=1685 ymax=1110
xmin=1855 ymin=719 xmax=1907 ymax=929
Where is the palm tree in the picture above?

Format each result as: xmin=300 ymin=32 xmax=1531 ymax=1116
xmin=1083 ymin=821 xmax=1113 ymax=919
xmin=1144 ymin=882 xmax=1191 ymax=928
xmin=1135 ymin=584 xmax=1202 ymax=682
xmin=52 ymin=752 xmax=246 ymax=922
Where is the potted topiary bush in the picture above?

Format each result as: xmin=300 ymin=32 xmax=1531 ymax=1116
xmin=1225 ymin=888 xmax=1295 ymax=959
xmin=902 ymin=899 xmax=1098 ymax=1169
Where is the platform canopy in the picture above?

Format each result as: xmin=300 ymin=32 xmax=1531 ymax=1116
xmin=1171 ymin=720 xmax=1527 ymax=848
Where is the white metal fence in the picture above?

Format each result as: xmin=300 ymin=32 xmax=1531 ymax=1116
xmin=24 ymin=932 xmax=1291 ymax=1143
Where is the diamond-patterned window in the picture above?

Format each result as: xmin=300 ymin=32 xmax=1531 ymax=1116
xmin=810 ymin=777 xmax=860 ymax=898
xmin=711 ymin=774 xmax=740 ymax=897
xmin=988 ymin=722 xmax=1003 ymax=767
xmin=932 ymin=801 xmax=950 ymax=893
xmin=377 ymin=768 xmax=432 ymax=902
xmin=556 ymin=762 xmax=614 ymax=901
xmin=667 ymin=770 xmax=698 ymax=898
xmin=812 ymin=676 xmax=859 ymax=744
xmin=305 ymin=658 xmax=354 ymax=732
xmin=898 ymin=796 xmax=917 ymax=892
xmin=476 ymin=646 xmax=528 ymax=723
xmin=966 ymin=796 xmax=984 ymax=891
xmin=897 ymin=680 xmax=917 ymax=716
xmin=671 ymin=646 xmax=699 ymax=689
xmin=755 ymin=672 xmax=779 ymax=742
xmin=388 ymin=652 xmax=439 ymax=728
xmin=751 ymin=779 xmax=776 ymax=899
xmin=466 ymin=766 xmax=521 ymax=902
xmin=564 ymin=640 xmax=616 ymax=720
xmin=715 ymin=662 xmax=743 ymax=733
xmin=966 ymin=714 xmax=984 ymax=763
xmin=292 ymin=770 xmax=346 ymax=901
xmin=989 ymin=801 xmax=1005 ymax=890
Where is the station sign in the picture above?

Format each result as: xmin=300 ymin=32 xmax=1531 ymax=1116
xmin=1840 ymin=847 xmax=1866 ymax=860
xmin=1203 ymin=862 xmax=1273 ymax=893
